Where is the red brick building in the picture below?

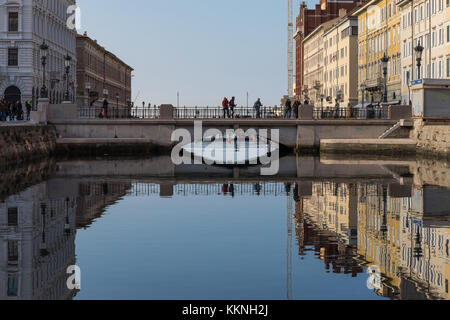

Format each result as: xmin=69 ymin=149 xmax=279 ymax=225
xmin=294 ymin=0 xmax=362 ymax=97
xmin=76 ymin=32 xmax=133 ymax=108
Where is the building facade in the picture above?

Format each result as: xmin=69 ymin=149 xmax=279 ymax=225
xmin=397 ymin=0 xmax=450 ymax=105
xmin=0 ymin=0 xmax=77 ymax=106
xmin=356 ymin=0 xmax=402 ymax=104
xmin=302 ymin=24 xmax=328 ymax=106
xmin=294 ymin=0 xmax=361 ymax=98
xmin=76 ymin=32 xmax=133 ymax=108
xmin=323 ymin=13 xmax=360 ymax=108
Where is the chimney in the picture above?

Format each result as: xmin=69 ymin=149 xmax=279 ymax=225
xmin=339 ymin=9 xmax=347 ymax=17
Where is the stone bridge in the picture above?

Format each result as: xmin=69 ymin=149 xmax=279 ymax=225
xmin=38 ymin=102 xmax=412 ymax=152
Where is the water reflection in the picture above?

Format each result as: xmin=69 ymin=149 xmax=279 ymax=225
xmin=0 ymin=156 xmax=449 ymax=300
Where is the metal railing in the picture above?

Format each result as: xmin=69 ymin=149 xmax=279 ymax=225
xmin=78 ymin=105 xmax=390 ymax=120
xmin=173 ymin=106 xmax=283 ymax=119
xmin=79 ymin=182 xmax=290 ymax=197
xmin=78 ymin=105 xmax=284 ymax=120
xmin=313 ymin=106 xmax=389 ymax=120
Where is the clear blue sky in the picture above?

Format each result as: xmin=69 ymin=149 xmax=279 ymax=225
xmin=77 ymin=0 xmax=314 ymax=107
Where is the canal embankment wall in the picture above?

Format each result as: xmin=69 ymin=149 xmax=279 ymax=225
xmin=410 ymin=119 xmax=450 ymax=159
xmin=0 ymin=124 xmax=58 ymax=165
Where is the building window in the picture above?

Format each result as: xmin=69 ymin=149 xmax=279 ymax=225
xmin=8 ymin=241 xmax=18 ymax=262
xmin=8 ymin=12 xmax=18 ymax=32
xmin=8 ymin=48 xmax=18 ymax=66
xmin=7 ymin=277 xmax=18 ymax=297
xmin=447 ymin=58 xmax=450 ymax=77
xmin=8 ymin=208 xmax=18 ymax=226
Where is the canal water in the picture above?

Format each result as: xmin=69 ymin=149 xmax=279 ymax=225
xmin=0 ymin=155 xmax=449 ymax=300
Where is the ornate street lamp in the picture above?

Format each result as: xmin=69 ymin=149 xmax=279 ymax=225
xmin=414 ymin=43 xmax=424 ymax=79
xmin=381 ymin=53 xmax=390 ymax=103
xmin=64 ymin=54 xmax=72 ymax=101
xmin=40 ymin=41 xmax=49 ymax=98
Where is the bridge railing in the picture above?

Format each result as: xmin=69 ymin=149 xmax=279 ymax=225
xmin=313 ymin=107 xmax=389 ymax=120
xmin=78 ymin=105 xmax=284 ymax=120
xmin=78 ymin=105 xmax=392 ymax=120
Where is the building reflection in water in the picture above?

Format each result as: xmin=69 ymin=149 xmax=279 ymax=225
xmin=295 ymin=181 xmax=450 ymax=300
xmin=0 ymin=179 xmax=131 ymax=300
xmin=0 ymin=172 xmax=449 ymax=300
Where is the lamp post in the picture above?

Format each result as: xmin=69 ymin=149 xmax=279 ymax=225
xmin=360 ymin=83 xmax=366 ymax=108
xmin=116 ymin=93 xmax=120 ymax=118
xmin=85 ymin=83 xmax=91 ymax=106
xmin=381 ymin=53 xmax=390 ymax=103
xmin=40 ymin=41 xmax=49 ymax=98
xmin=65 ymin=197 xmax=71 ymax=235
xmin=406 ymin=71 xmax=411 ymax=106
xmin=64 ymin=54 xmax=72 ymax=101
xmin=414 ymin=43 xmax=424 ymax=79
xmin=40 ymin=203 xmax=48 ymax=257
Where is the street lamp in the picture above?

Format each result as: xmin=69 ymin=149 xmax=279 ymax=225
xmin=85 ymin=83 xmax=91 ymax=106
xmin=116 ymin=93 xmax=120 ymax=118
xmin=414 ymin=43 xmax=424 ymax=79
xmin=40 ymin=203 xmax=49 ymax=257
xmin=381 ymin=53 xmax=390 ymax=103
xmin=40 ymin=41 xmax=49 ymax=98
xmin=64 ymin=54 xmax=72 ymax=101
xmin=360 ymin=83 xmax=367 ymax=108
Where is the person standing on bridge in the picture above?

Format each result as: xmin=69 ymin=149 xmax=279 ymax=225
xmin=229 ymin=97 xmax=236 ymax=118
xmin=253 ymin=98 xmax=262 ymax=119
xmin=284 ymin=97 xmax=292 ymax=119
xmin=102 ymin=98 xmax=109 ymax=119
xmin=292 ymin=96 xmax=300 ymax=119
xmin=222 ymin=97 xmax=230 ymax=119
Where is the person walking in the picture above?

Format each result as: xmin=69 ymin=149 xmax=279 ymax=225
xmin=253 ymin=98 xmax=262 ymax=119
xmin=102 ymin=98 xmax=109 ymax=119
xmin=284 ymin=97 xmax=292 ymax=119
xmin=229 ymin=96 xmax=236 ymax=118
xmin=292 ymin=96 xmax=300 ymax=119
xmin=222 ymin=97 xmax=230 ymax=119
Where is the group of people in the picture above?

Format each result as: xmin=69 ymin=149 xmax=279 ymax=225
xmin=221 ymin=97 xmax=265 ymax=119
xmin=283 ymin=96 xmax=303 ymax=119
xmin=0 ymin=99 xmax=32 ymax=122
xmin=221 ymin=97 xmax=237 ymax=118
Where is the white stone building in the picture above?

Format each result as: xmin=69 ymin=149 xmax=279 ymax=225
xmin=0 ymin=0 xmax=77 ymax=107
xmin=398 ymin=0 xmax=450 ymax=105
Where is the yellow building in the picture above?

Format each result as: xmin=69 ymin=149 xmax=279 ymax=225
xmin=355 ymin=0 xmax=402 ymax=104
xmin=323 ymin=13 xmax=360 ymax=108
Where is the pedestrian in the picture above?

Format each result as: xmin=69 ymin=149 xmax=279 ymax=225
xmin=284 ymin=97 xmax=292 ymax=119
xmin=25 ymin=101 xmax=32 ymax=121
xmin=11 ymin=102 xmax=17 ymax=121
xmin=292 ymin=96 xmax=300 ymax=119
xmin=253 ymin=98 xmax=262 ymax=119
xmin=334 ymin=99 xmax=340 ymax=118
xmin=16 ymin=100 xmax=24 ymax=120
xmin=102 ymin=98 xmax=109 ymax=119
xmin=229 ymin=96 xmax=236 ymax=118
xmin=0 ymin=98 xmax=6 ymax=121
xmin=222 ymin=97 xmax=230 ymax=119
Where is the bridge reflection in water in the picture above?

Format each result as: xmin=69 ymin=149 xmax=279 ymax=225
xmin=0 ymin=156 xmax=449 ymax=300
